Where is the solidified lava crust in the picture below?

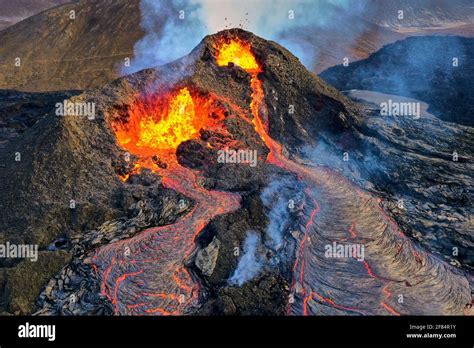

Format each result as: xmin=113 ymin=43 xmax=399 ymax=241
xmin=5 ymin=29 xmax=470 ymax=316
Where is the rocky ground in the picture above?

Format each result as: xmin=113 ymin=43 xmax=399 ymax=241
xmin=346 ymin=90 xmax=473 ymax=272
xmin=283 ymin=90 xmax=473 ymax=314
xmin=0 ymin=29 xmax=472 ymax=315
xmin=300 ymin=90 xmax=474 ymax=272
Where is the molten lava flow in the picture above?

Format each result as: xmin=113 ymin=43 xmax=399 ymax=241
xmin=213 ymin=36 xmax=419 ymax=316
xmin=94 ymin=35 xmax=433 ymax=316
xmin=346 ymin=222 xmax=402 ymax=316
xmin=214 ymin=38 xmax=285 ymax=167
xmin=137 ymin=88 xmax=196 ymax=150
xmin=113 ymin=87 xmax=226 ymax=157
xmin=214 ymin=37 xmax=365 ymax=315
xmin=93 ymin=85 xmax=240 ymax=315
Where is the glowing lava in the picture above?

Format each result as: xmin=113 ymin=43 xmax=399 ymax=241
xmin=137 ymin=88 xmax=196 ymax=150
xmin=214 ymin=36 xmax=412 ymax=316
xmin=214 ymin=38 xmax=285 ymax=167
xmin=93 ymin=34 xmax=433 ymax=316
xmin=113 ymin=87 xmax=226 ymax=157
xmin=214 ymin=38 xmax=261 ymax=73
xmin=93 ymin=84 xmax=239 ymax=315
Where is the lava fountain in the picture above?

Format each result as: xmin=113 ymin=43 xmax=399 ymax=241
xmin=92 ymin=85 xmax=240 ymax=315
xmin=92 ymin=33 xmax=450 ymax=316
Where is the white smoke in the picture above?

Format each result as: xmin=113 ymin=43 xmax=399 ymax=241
xmin=124 ymin=0 xmax=207 ymax=73
xmin=261 ymin=176 xmax=299 ymax=250
xmin=127 ymin=0 xmax=370 ymax=73
xmin=229 ymin=231 xmax=262 ymax=286
xmin=192 ymin=0 xmax=364 ymax=35
xmin=228 ymin=177 xmax=300 ymax=286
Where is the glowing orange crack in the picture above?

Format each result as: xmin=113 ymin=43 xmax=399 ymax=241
xmin=347 ymin=222 xmax=401 ymax=316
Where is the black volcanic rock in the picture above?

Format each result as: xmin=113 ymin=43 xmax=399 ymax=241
xmin=320 ymin=36 xmax=474 ymax=126
xmin=337 ymin=90 xmax=474 ymax=272
xmin=0 ymin=92 xmax=125 ymax=248
xmin=0 ymin=28 xmax=363 ymax=314
xmin=1 ymin=29 xmax=471 ymax=315
xmin=194 ymin=29 xmax=363 ymax=148
xmin=0 ymin=90 xmax=81 ymax=150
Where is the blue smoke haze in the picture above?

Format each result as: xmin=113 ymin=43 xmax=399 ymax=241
xmin=361 ymin=37 xmax=465 ymax=98
xmin=124 ymin=0 xmax=207 ymax=74
xmin=319 ymin=35 xmax=472 ymax=125
xmin=300 ymin=137 xmax=386 ymax=187
xmin=125 ymin=0 xmax=473 ymax=76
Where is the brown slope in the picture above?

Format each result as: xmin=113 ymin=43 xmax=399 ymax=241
xmin=281 ymin=18 xmax=405 ymax=73
xmin=0 ymin=0 xmax=405 ymax=92
xmin=0 ymin=0 xmax=71 ymax=30
xmin=0 ymin=0 xmax=467 ymax=92
xmin=0 ymin=0 xmax=145 ymax=92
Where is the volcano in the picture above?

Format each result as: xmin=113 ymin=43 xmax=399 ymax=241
xmin=0 ymin=29 xmax=471 ymax=316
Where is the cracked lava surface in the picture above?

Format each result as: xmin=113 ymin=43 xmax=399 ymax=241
xmin=91 ymin=36 xmax=471 ymax=316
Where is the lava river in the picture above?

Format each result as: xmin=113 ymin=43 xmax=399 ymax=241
xmin=214 ymin=37 xmax=471 ymax=315
xmin=92 ymin=37 xmax=471 ymax=315
xmin=92 ymin=87 xmax=241 ymax=315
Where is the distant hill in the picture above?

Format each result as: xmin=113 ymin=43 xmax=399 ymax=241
xmin=0 ymin=0 xmax=145 ymax=92
xmin=320 ymin=36 xmax=474 ymax=126
xmin=281 ymin=17 xmax=404 ymax=73
xmin=0 ymin=0 xmax=472 ymax=92
xmin=0 ymin=0 xmax=404 ymax=92
xmin=0 ymin=0 xmax=71 ymax=30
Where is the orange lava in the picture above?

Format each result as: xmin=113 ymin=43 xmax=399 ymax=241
xmin=214 ymin=37 xmax=355 ymax=316
xmin=136 ymin=88 xmax=196 ymax=150
xmin=213 ymin=36 xmax=417 ymax=317
xmin=381 ymin=301 xmax=401 ymax=316
xmin=94 ymin=78 xmax=240 ymax=315
xmin=112 ymin=86 xmax=226 ymax=158
xmin=214 ymin=38 xmax=285 ymax=168
xmin=96 ymin=35 xmax=413 ymax=317
xmin=347 ymin=222 xmax=402 ymax=316
xmin=214 ymin=38 xmax=261 ymax=73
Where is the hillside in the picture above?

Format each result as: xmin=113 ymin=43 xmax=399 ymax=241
xmin=0 ymin=0 xmax=145 ymax=91
xmin=0 ymin=0 xmax=404 ymax=91
xmin=0 ymin=0 xmax=71 ymax=30
xmin=320 ymin=36 xmax=474 ymax=126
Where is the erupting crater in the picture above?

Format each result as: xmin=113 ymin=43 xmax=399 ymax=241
xmin=111 ymin=86 xmax=227 ymax=161
xmin=89 ymin=30 xmax=471 ymax=316
xmin=214 ymin=38 xmax=261 ymax=73
xmin=91 ymin=35 xmax=274 ymax=315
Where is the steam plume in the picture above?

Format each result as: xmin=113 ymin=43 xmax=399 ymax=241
xmin=229 ymin=231 xmax=262 ymax=286
xmin=261 ymin=176 xmax=300 ymax=250
xmin=127 ymin=0 xmax=369 ymax=72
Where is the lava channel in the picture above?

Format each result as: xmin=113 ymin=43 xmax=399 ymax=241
xmin=92 ymin=35 xmax=468 ymax=316
xmin=213 ymin=36 xmax=468 ymax=316
xmin=92 ymin=86 xmax=240 ymax=315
